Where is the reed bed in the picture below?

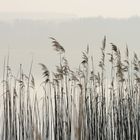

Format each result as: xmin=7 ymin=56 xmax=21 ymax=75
xmin=1 ymin=37 xmax=140 ymax=140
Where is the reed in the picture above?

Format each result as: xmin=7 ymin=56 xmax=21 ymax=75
xmin=1 ymin=37 xmax=140 ymax=140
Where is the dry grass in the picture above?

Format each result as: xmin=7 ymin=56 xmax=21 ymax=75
xmin=1 ymin=37 xmax=140 ymax=140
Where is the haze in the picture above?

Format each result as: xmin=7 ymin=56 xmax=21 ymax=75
xmin=0 ymin=17 xmax=140 ymax=72
xmin=0 ymin=0 xmax=140 ymax=83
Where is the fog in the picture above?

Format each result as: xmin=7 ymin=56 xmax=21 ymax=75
xmin=0 ymin=15 xmax=140 ymax=83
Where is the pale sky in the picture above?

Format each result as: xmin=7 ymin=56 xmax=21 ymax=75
xmin=0 ymin=0 xmax=140 ymax=18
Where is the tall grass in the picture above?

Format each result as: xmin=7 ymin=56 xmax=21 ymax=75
xmin=1 ymin=37 xmax=140 ymax=140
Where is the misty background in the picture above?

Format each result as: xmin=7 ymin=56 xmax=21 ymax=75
xmin=0 ymin=13 xmax=140 ymax=84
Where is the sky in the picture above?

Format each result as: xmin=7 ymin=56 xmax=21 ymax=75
xmin=0 ymin=0 xmax=140 ymax=18
xmin=0 ymin=0 xmax=140 ymax=88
